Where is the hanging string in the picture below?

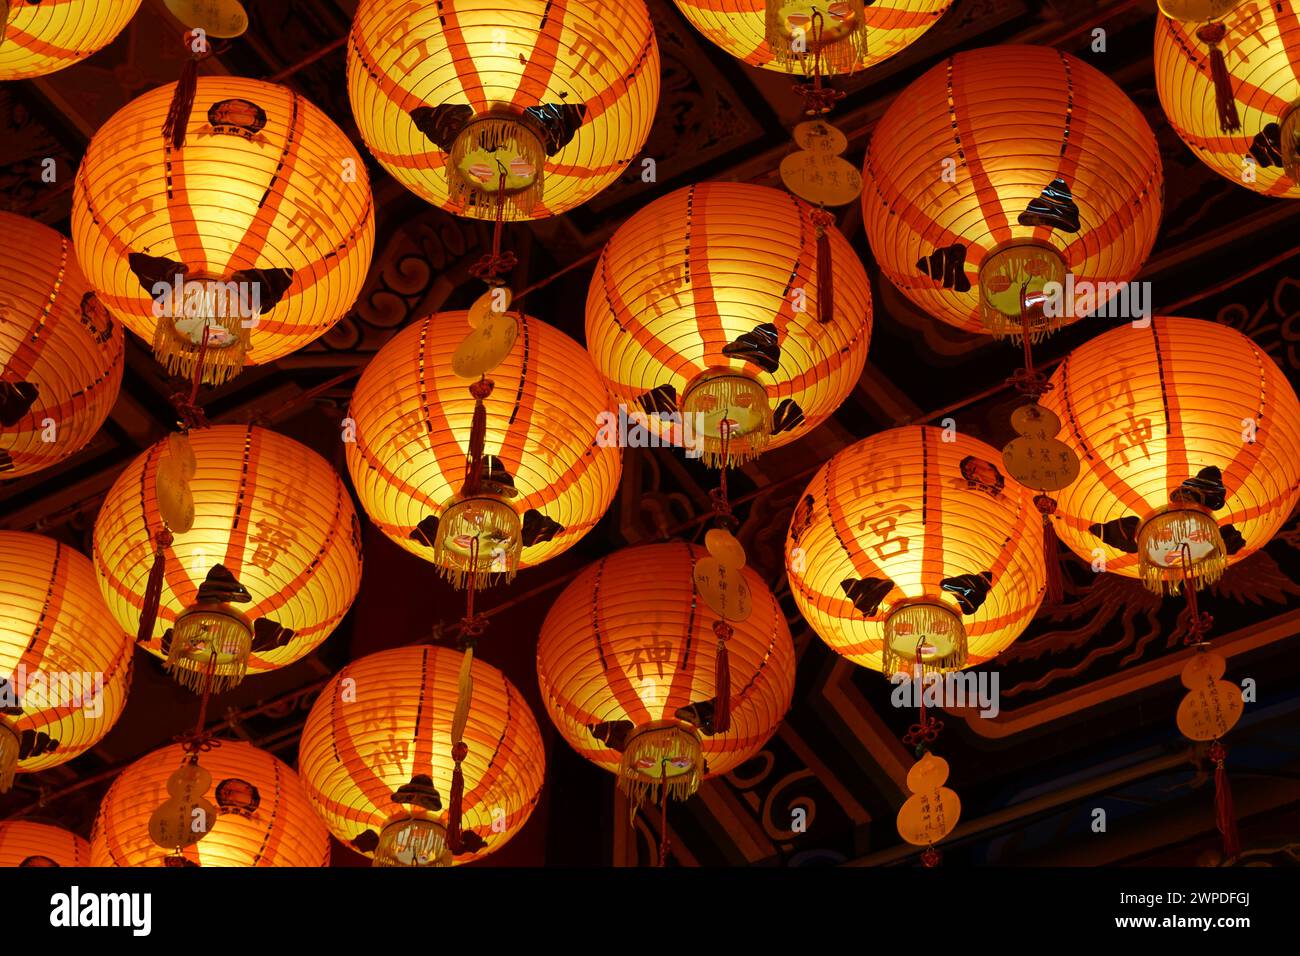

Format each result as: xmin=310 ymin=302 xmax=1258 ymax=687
xmin=792 ymin=12 xmax=845 ymax=115
xmin=1006 ymin=282 xmax=1052 ymax=398
xmin=658 ymin=758 xmax=670 ymax=867
xmin=171 ymin=323 xmax=212 ymax=431
xmin=469 ymin=169 xmax=518 ymax=283
xmin=447 ymin=537 xmax=486 ymax=855
xmin=709 ymin=420 xmax=737 ymax=529
xmin=1178 ymin=543 xmax=1215 ymax=644
xmin=902 ymin=637 xmax=944 ymax=757
xmin=174 ymin=651 xmax=221 ymax=755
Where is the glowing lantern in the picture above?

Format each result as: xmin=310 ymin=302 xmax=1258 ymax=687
xmin=93 ymin=424 xmax=363 ymax=691
xmin=861 ymin=44 xmax=1163 ymax=338
xmin=0 ymin=531 xmax=133 ymax=793
xmin=0 ymin=821 xmax=90 ymax=867
xmin=785 ymin=426 xmax=1046 ymax=675
xmin=672 ymin=0 xmax=953 ymax=77
xmin=1038 ymin=316 xmax=1300 ymax=594
xmin=299 ymin=645 xmax=545 ymax=867
xmin=90 ymin=739 xmax=329 ymax=866
xmin=347 ymin=0 xmax=660 ymax=220
xmin=1155 ymin=0 xmax=1300 ymax=197
xmin=536 ymin=541 xmax=796 ymax=806
xmin=0 ymin=0 xmax=142 ymax=80
xmin=71 ymin=76 xmax=375 ymax=384
xmin=345 ymin=310 xmax=620 ymax=586
xmin=0 ymin=212 xmax=124 ymax=479
xmin=585 ymin=182 xmax=872 ymax=467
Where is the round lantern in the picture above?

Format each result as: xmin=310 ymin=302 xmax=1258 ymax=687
xmin=0 ymin=820 xmax=90 ymax=867
xmin=785 ymin=426 xmax=1046 ymax=675
xmin=345 ymin=310 xmax=621 ymax=586
xmin=1039 ymin=316 xmax=1300 ymax=594
xmin=347 ymin=0 xmax=660 ymax=220
xmin=299 ymin=645 xmax=545 ymax=867
xmin=71 ymin=76 xmax=375 ymax=384
xmin=1155 ymin=0 xmax=1300 ymax=198
xmin=861 ymin=44 xmax=1163 ymax=338
xmin=0 ymin=0 xmax=142 ymax=80
xmin=672 ymin=0 xmax=953 ymax=77
xmin=0 ymin=212 xmax=124 ymax=479
xmin=585 ymin=182 xmax=872 ymax=468
xmin=0 ymin=531 xmax=133 ymax=792
xmin=90 ymin=739 xmax=330 ymax=866
xmin=536 ymin=541 xmax=796 ymax=805
xmin=93 ymin=424 xmax=363 ymax=690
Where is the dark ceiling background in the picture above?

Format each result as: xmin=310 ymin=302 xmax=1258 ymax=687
xmin=2 ymin=0 xmax=1299 ymax=867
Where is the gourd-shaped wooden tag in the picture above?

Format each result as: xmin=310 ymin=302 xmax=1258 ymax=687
xmin=896 ymin=753 xmax=961 ymax=847
xmin=1176 ymin=651 xmax=1244 ymax=741
xmin=1002 ymin=403 xmax=1080 ymax=492
xmin=149 ymin=760 xmax=218 ymax=852
xmin=780 ymin=120 xmax=862 ymax=207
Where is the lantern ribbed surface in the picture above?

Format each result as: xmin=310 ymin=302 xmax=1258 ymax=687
xmin=536 ymin=541 xmax=796 ymax=784
xmin=0 ymin=821 xmax=90 ymax=867
xmin=1155 ymin=1 xmax=1300 ymax=198
xmin=785 ymin=426 xmax=1046 ymax=675
xmin=585 ymin=182 xmax=872 ymax=465
xmin=0 ymin=0 xmax=141 ymax=80
xmin=672 ymin=0 xmax=953 ymax=76
xmin=345 ymin=311 xmax=621 ymax=572
xmin=0 ymin=212 xmax=124 ymax=479
xmin=299 ymin=645 xmax=546 ymax=866
xmin=862 ymin=45 xmax=1163 ymax=336
xmin=90 ymin=740 xmax=330 ymax=867
xmin=0 ymin=531 xmax=133 ymax=785
xmin=347 ymin=0 xmax=660 ymax=220
xmin=93 ymin=425 xmax=363 ymax=675
xmin=1039 ymin=316 xmax=1300 ymax=592
xmin=71 ymin=76 xmax=375 ymax=384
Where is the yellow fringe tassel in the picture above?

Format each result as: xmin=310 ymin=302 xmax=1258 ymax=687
xmin=1138 ymin=508 xmax=1227 ymax=596
xmin=617 ymin=722 xmax=703 ymax=809
xmin=152 ymin=315 xmax=250 ymax=386
xmin=433 ymin=497 xmax=520 ymax=591
xmin=883 ymin=603 xmax=968 ymax=677
xmin=165 ymin=610 xmax=252 ymax=694
xmin=374 ymin=818 xmax=451 ymax=868
xmin=447 ymin=115 xmax=545 ymax=219
xmin=765 ymin=0 xmax=869 ymax=77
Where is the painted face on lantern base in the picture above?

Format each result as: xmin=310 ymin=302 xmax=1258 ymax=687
xmin=777 ymin=2 xmax=860 ymax=45
xmin=682 ymin=369 xmax=772 ymax=441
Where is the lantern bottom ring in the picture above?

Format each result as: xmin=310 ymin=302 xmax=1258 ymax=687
xmin=433 ymin=494 xmax=521 ymax=590
xmin=882 ymin=600 xmax=968 ymax=677
xmin=374 ymin=816 xmax=452 ymax=867
xmin=978 ymin=239 xmax=1067 ymax=342
xmin=617 ymin=719 xmax=704 ymax=807
xmin=1136 ymin=504 xmax=1226 ymax=595
xmin=0 ymin=719 xmax=17 ymax=792
xmin=166 ymin=602 xmax=254 ymax=693
xmin=681 ymin=368 xmax=773 ymax=469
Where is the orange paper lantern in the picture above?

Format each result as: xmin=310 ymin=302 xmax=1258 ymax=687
xmin=347 ymin=0 xmax=660 ymax=220
xmin=672 ymin=0 xmax=953 ymax=77
xmin=1155 ymin=0 xmax=1300 ymax=198
xmin=93 ymin=425 xmax=363 ymax=689
xmin=585 ymin=182 xmax=872 ymax=467
xmin=1039 ymin=316 xmax=1300 ymax=593
xmin=0 ymin=0 xmax=141 ymax=80
xmin=90 ymin=739 xmax=330 ymax=866
xmin=298 ymin=645 xmax=546 ymax=867
xmin=785 ymin=426 xmax=1046 ymax=675
xmin=0 ymin=820 xmax=90 ymax=867
xmin=536 ymin=541 xmax=796 ymax=805
xmin=345 ymin=310 xmax=621 ymax=585
xmin=0 ymin=212 xmax=124 ymax=479
xmin=861 ymin=44 xmax=1163 ymax=337
xmin=72 ymin=76 xmax=375 ymax=384
xmin=0 ymin=531 xmax=133 ymax=792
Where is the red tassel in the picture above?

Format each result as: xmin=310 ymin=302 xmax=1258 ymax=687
xmin=1035 ymin=495 xmax=1063 ymax=605
xmin=162 ymin=38 xmax=202 ymax=150
xmin=921 ymin=845 xmax=942 ymax=867
xmin=713 ymin=619 xmax=732 ymax=734
xmin=1198 ymin=23 xmax=1241 ymax=135
xmin=461 ymin=378 xmax=494 ymax=495
xmin=447 ymin=740 xmax=467 ymax=854
xmin=1209 ymin=741 xmax=1241 ymax=860
xmin=136 ymin=528 xmax=173 ymax=645
xmin=813 ymin=210 xmax=835 ymax=325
